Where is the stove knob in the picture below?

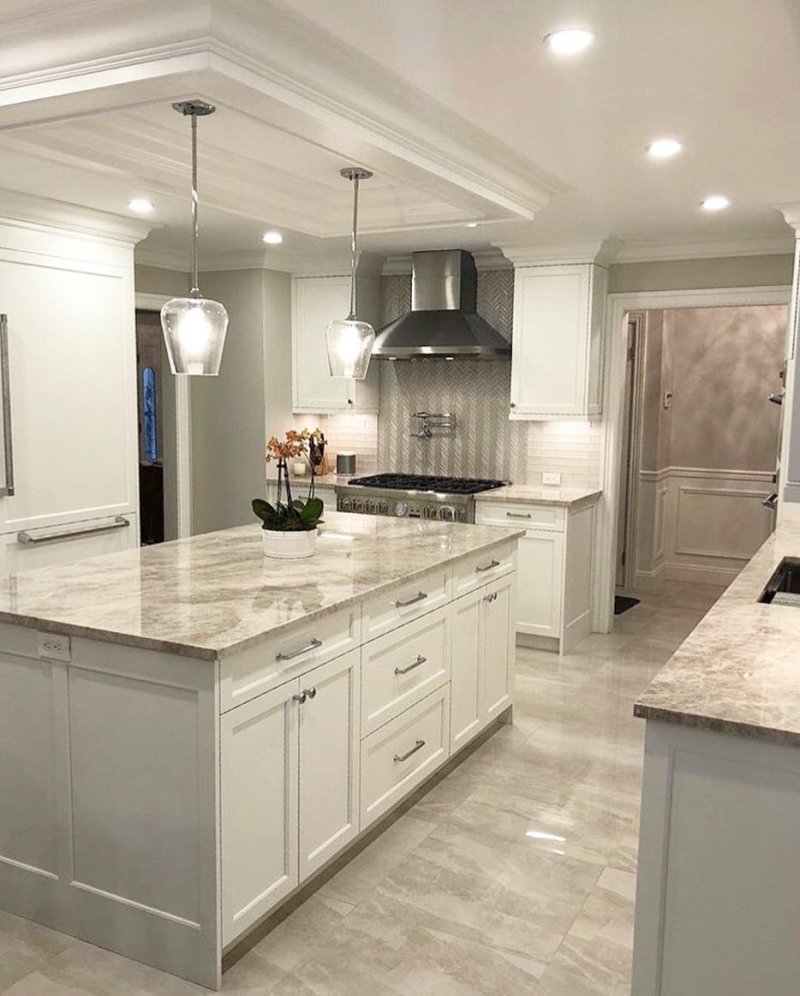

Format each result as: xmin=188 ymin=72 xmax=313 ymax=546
xmin=394 ymin=502 xmax=408 ymax=517
xmin=441 ymin=505 xmax=455 ymax=521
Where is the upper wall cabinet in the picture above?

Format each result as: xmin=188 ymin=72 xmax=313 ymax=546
xmin=291 ymin=270 xmax=380 ymax=414
xmin=508 ymin=262 xmax=608 ymax=419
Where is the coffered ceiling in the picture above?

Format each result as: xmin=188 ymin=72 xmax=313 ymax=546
xmin=0 ymin=0 xmax=798 ymax=267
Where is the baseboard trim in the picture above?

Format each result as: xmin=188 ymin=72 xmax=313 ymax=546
xmin=516 ymin=633 xmax=559 ymax=653
xmin=663 ymin=562 xmax=739 ymax=586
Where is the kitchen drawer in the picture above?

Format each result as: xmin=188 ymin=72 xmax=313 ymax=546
xmin=475 ymin=501 xmax=565 ymax=532
xmin=362 ymin=567 xmax=450 ymax=642
xmin=219 ymin=605 xmax=360 ymax=713
xmin=361 ymin=606 xmax=450 ymax=736
xmin=453 ymin=542 xmax=516 ymax=598
xmin=0 ymin=512 xmax=138 ymax=578
xmin=360 ymin=686 xmax=450 ymax=827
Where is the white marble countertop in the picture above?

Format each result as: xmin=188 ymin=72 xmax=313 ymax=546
xmin=635 ymin=519 xmax=800 ymax=746
xmin=0 ymin=512 xmax=523 ymax=661
xmin=475 ymin=485 xmax=602 ymax=507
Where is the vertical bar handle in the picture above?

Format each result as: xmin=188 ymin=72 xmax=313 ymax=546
xmin=0 ymin=315 xmax=14 ymax=498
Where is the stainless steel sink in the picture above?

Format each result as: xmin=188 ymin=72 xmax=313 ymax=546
xmin=759 ymin=558 xmax=800 ymax=605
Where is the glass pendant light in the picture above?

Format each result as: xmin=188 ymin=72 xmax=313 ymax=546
xmin=161 ymin=100 xmax=228 ymax=376
xmin=326 ymin=167 xmax=375 ymax=380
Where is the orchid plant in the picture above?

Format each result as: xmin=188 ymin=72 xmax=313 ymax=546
xmin=252 ymin=428 xmax=326 ymax=532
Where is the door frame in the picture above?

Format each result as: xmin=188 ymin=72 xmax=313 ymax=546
xmin=594 ymin=284 xmax=792 ymax=632
xmin=616 ymin=311 xmax=645 ymax=591
xmin=135 ymin=293 xmax=192 ymax=538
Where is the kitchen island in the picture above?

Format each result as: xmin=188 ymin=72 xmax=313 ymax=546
xmin=632 ymin=520 xmax=800 ymax=995
xmin=0 ymin=512 xmax=522 ymax=989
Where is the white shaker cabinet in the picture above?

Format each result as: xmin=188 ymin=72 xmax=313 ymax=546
xmin=0 ymin=220 xmax=139 ymax=565
xmin=509 ymin=262 xmax=608 ymax=419
xmin=449 ymin=571 xmax=514 ymax=752
xmin=476 ymin=497 xmax=598 ymax=653
xmin=291 ymin=274 xmax=379 ymax=414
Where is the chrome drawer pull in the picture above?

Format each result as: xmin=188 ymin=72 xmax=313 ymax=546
xmin=395 ymin=591 xmax=428 ymax=608
xmin=395 ymin=655 xmax=427 ymax=676
xmin=293 ymin=691 xmax=307 ymax=705
xmin=276 ymin=638 xmax=322 ymax=662
xmin=393 ymin=739 xmax=425 ymax=763
xmin=17 ymin=515 xmax=130 ymax=545
xmin=303 ymin=686 xmax=317 ymax=699
xmin=484 ymin=592 xmax=498 ymax=602
xmin=506 ymin=511 xmax=532 ymax=519
xmin=476 ymin=559 xmax=500 ymax=573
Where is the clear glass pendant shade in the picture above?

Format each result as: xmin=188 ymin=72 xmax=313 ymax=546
xmin=326 ymin=166 xmax=374 ymax=381
xmin=325 ymin=317 xmax=375 ymax=379
xmin=161 ymin=296 xmax=229 ymax=375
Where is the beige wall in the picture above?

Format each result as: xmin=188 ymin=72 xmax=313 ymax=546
xmin=190 ymin=268 xmax=293 ymax=534
xmin=134 ymin=264 xmax=190 ymax=298
xmin=666 ymin=305 xmax=785 ymax=471
xmin=609 ymin=254 xmax=793 ymax=294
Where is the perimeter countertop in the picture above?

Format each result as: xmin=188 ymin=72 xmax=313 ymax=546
xmin=635 ymin=520 xmax=800 ymax=747
xmin=0 ymin=512 xmax=523 ymax=661
xmin=475 ymin=485 xmax=602 ymax=507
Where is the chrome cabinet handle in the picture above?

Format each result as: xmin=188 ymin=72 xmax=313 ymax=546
xmin=293 ymin=691 xmax=307 ymax=704
xmin=18 ymin=515 xmax=130 ymax=545
xmin=763 ymin=492 xmax=778 ymax=510
xmin=395 ymin=655 xmax=427 ymax=676
xmin=393 ymin=739 xmax=425 ymax=763
xmin=303 ymin=686 xmax=317 ymax=699
xmin=395 ymin=591 xmax=428 ymax=608
xmin=506 ymin=512 xmax=532 ymax=519
xmin=484 ymin=592 xmax=498 ymax=602
xmin=276 ymin=638 xmax=323 ymax=662
xmin=0 ymin=315 xmax=14 ymax=498
xmin=476 ymin=559 xmax=500 ymax=573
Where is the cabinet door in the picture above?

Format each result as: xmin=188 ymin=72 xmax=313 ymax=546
xmin=481 ymin=575 xmax=514 ymax=722
xmin=449 ymin=589 xmax=482 ymax=752
xmin=292 ymin=276 xmax=353 ymax=412
xmin=516 ymin=531 xmax=564 ymax=639
xmin=221 ymin=680 xmax=299 ymax=946
xmin=0 ymin=247 xmax=137 ymax=532
xmin=298 ymin=650 xmax=360 ymax=881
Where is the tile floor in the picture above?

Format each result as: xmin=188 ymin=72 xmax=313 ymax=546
xmin=0 ymin=581 xmax=726 ymax=995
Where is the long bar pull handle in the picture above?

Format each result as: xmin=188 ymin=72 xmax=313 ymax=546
xmin=18 ymin=516 xmax=130 ymax=545
xmin=395 ymin=591 xmax=428 ymax=608
xmin=505 ymin=512 xmax=532 ymax=519
xmin=394 ymin=655 xmax=427 ymax=676
xmin=276 ymin=638 xmax=323 ymax=662
xmin=0 ymin=315 xmax=14 ymax=498
xmin=393 ymin=739 xmax=425 ymax=763
xmin=476 ymin=559 xmax=500 ymax=573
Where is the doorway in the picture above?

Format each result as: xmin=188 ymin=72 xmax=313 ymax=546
xmin=135 ymin=310 xmax=178 ymax=544
xmin=615 ymin=303 xmax=786 ymax=595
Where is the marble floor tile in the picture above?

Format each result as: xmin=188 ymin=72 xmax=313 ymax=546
xmin=0 ymin=580 xmax=718 ymax=995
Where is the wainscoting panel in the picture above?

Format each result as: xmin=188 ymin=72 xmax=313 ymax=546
xmin=635 ymin=467 xmax=774 ymax=587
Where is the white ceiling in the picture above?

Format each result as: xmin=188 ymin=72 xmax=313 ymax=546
xmin=0 ymin=0 xmax=798 ymax=265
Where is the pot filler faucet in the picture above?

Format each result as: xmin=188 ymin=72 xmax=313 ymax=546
xmin=411 ymin=411 xmax=456 ymax=439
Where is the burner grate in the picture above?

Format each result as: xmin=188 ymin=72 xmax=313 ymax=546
xmin=347 ymin=473 xmax=505 ymax=495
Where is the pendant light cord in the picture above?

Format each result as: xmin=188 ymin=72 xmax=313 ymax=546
xmin=348 ymin=174 xmax=359 ymax=321
xmin=190 ymin=111 xmax=200 ymax=297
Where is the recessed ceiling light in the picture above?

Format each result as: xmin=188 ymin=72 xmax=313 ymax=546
xmin=544 ymin=28 xmax=594 ymax=55
xmin=464 ymin=222 xmax=478 ymax=228
xmin=646 ymin=138 xmax=682 ymax=160
xmin=128 ymin=198 xmax=154 ymax=214
xmin=262 ymin=230 xmax=283 ymax=245
xmin=701 ymin=195 xmax=730 ymax=212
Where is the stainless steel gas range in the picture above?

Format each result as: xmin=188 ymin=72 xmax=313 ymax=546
xmin=335 ymin=473 xmax=505 ymax=523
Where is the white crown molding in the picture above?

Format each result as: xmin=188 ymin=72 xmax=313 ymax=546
xmin=774 ymin=203 xmax=800 ymax=234
xmin=496 ymin=238 xmax=621 ymax=268
xmin=136 ymin=247 xmax=387 ymax=278
xmin=135 ymin=247 xmax=190 ymax=272
xmin=0 ymin=188 xmax=153 ymax=244
xmin=615 ymin=235 xmax=794 ymax=262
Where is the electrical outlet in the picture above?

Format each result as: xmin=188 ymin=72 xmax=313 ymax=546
xmin=37 ymin=632 xmax=71 ymax=662
xmin=542 ymin=472 xmax=561 ymax=486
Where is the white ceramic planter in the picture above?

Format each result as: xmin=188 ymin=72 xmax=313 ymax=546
xmin=262 ymin=527 xmax=318 ymax=559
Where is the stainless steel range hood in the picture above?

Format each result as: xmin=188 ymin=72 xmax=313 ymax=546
xmin=372 ymin=250 xmax=511 ymax=360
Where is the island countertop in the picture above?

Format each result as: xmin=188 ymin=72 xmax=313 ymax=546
xmin=635 ymin=519 xmax=800 ymax=747
xmin=0 ymin=512 xmax=523 ymax=661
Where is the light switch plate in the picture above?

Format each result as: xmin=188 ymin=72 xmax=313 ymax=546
xmin=37 ymin=631 xmax=71 ymax=662
xmin=542 ymin=472 xmax=561 ymax=486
